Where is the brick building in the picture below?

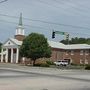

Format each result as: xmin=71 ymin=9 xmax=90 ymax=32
xmin=49 ymin=41 xmax=90 ymax=64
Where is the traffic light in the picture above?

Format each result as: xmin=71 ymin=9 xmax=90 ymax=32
xmin=52 ymin=31 xmax=55 ymax=38
xmin=66 ymin=34 xmax=69 ymax=40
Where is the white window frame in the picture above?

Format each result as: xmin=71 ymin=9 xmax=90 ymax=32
xmin=80 ymin=59 xmax=83 ymax=64
xmin=85 ymin=50 xmax=89 ymax=55
xmin=80 ymin=50 xmax=84 ymax=55
xmin=71 ymin=50 xmax=74 ymax=55
xmin=65 ymin=51 xmax=68 ymax=55
xmin=85 ymin=59 xmax=88 ymax=64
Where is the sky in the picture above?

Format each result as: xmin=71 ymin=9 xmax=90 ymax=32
xmin=0 ymin=0 xmax=90 ymax=42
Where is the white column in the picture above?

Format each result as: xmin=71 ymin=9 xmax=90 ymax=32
xmin=1 ymin=48 xmax=3 ymax=62
xmin=5 ymin=48 xmax=8 ymax=63
xmin=22 ymin=29 xmax=24 ymax=35
xmin=11 ymin=48 xmax=13 ymax=63
xmin=16 ymin=48 xmax=19 ymax=63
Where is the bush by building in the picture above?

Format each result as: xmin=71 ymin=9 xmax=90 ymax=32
xmin=85 ymin=65 xmax=90 ymax=70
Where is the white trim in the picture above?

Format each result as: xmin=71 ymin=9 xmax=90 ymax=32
xmin=5 ymin=48 xmax=8 ymax=63
xmin=1 ymin=48 xmax=3 ymax=62
xmin=11 ymin=48 xmax=13 ymax=63
xmin=16 ymin=48 xmax=19 ymax=63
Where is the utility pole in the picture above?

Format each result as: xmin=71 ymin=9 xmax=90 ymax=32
xmin=65 ymin=32 xmax=69 ymax=45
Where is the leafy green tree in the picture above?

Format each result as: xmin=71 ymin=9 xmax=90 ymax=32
xmin=60 ymin=37 xmax=90 ymax=45
xmin=87 ymin=38 xmax=90 ymax=44
xmin=20 ymin=33 xmax=51 ymax=65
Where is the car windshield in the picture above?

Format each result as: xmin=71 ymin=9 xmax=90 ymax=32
xmin=57 ymin=60 xmax=67 ymax=62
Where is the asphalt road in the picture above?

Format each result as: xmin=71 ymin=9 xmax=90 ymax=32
xmin=0 ymin=64 xmax=90 ymax=90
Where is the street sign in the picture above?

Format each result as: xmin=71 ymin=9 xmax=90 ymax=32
xmin=55 ymin=31 xmax=65 ymax=35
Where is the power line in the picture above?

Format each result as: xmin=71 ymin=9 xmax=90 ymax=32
xmin=53 ymin=0 xmax=88 ymax=12
xmin=0 ymin=18 xmax=90 ymax=37
xmin=37 ymin=0 xmax=90 ymax=19
xmin=1 ymin=0 xmax=90 ymax=26
xmin=67 ymin=0 xmax=90 ymax=11
xmin=35 ymin=0 xmax=79 ymax=16
xmin=53 ymin=0 xmax=90 ymax=17
xmin=0 ymin=0 xmax=8 ymax=4
xmin=0 ymin=19 xmax=49 ymax=30
xmin=0 ymin=13 xmax=90 ymax=30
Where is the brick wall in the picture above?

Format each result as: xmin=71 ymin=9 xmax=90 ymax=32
xmin=14 ymin=35 xmax=25 ymax=41
xmin=51 ymin=48 xmax=90 ymax=64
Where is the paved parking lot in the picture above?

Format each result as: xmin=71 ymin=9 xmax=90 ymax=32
xmin=0 ymin=63 xmax=90 ymax=90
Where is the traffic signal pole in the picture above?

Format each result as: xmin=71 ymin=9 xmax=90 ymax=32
xmin=52 ymin=30 xmax=69 ymax=44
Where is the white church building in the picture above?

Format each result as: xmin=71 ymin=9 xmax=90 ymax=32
xmin=0 ymin=13 xmax=24 ymax=63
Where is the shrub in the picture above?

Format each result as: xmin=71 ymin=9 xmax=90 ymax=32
xmin=46 ymin=60 xmax=55 ymax=65
xmin=40 ymin=63 xmax=50 ymax=67
xmin=85 ymin=65 xmax=90 ymax=70
xmin=34 ymin=63 xmax=41 ymax=67
xmin=34 ymin=63 xmax=49 ymax=67
xmin=70 ymin=63 xmax=78 ymax=66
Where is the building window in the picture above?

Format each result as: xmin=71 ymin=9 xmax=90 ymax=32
xmin=71 ymin=50 xmax=74 ymax=55
xmin=85 ymin=50 xmax=89 ymax=55
xmin=85 ymin=59 xmax=88 ymax=64
xmin=80 ymin=59 xmax=83 ymax=64
xmin=66 ymin=51 xmax=68 ymax=55
xmin=8 ymin=42 xmax=10 ymax=44
xmin=80 ymin=50 xmax=84 ymax=55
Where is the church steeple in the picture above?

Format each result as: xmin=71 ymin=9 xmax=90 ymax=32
xmin=18 ymin=13 xmax=22 ymax=26
xmin=15 ymin=13 xmax=25 ymax=41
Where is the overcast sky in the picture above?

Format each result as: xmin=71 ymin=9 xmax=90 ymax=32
xmin=0 ymin=0 xmax=90 ymax=42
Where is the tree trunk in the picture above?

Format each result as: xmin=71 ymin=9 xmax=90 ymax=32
xmin=33 ymin=60 xmax=36 ymax=66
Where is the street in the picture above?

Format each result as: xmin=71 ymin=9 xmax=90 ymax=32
xmin=0 ymin=63 xmax=90 ymax=90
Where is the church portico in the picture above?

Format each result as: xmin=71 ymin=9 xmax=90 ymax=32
xmin=1 ymin=46 xmax=20 ymax=63
xmin=0 ymin=37 xmax=22 ymax=63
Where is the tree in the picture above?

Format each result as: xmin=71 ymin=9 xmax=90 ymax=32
xmin=60 ymin=37 xmax=90 ymax=45
xmin=20 ymin=33 xmax=51 ymax=65
xmin=0 ymin=42 xmax=2 ymax=53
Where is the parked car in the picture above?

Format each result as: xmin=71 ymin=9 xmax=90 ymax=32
xmin=54 ymin=60 xmax=69 ymax=66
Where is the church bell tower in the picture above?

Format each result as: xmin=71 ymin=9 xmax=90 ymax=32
xmin=15 ymin=13 xmax=25 ymax=41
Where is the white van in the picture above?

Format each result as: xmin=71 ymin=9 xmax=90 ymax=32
xmin=54 ymin=60 xmax=69 ymax=66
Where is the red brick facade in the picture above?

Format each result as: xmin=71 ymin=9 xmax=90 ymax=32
xmin=51 ymin=48 xmax=90 ymax=64
xmin=15 ymin=35 xmax=25 ymax=41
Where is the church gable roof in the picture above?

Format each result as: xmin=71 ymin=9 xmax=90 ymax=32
xmin=10 ymin=38 xmax=22 ymax=45
xmin=3 ymin=38 xmax=22 ymax=47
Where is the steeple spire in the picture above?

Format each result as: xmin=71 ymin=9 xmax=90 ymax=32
xmin=16 ymin=13 xmax=24 ymax=35
xmin=19 ymin=13 xmax=22 ymax=26
xmin=15 ymin=13 xmax=25 ymax=41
